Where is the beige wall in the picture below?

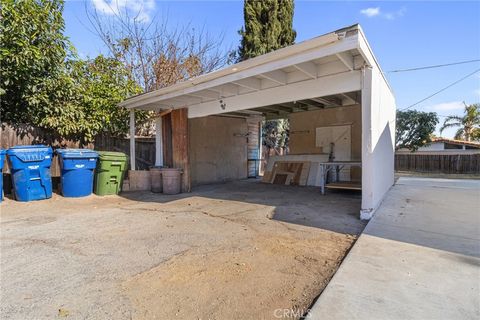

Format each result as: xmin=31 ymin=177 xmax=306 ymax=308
xmin=288 ymin=105 xmax=362 ymax=160
xmin=189 ymin=116 xmax=249 ymax=186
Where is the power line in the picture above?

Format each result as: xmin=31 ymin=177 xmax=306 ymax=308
xmin=387 ymin=59 xmax=480 ymax=73
xmin=400 ymin=68 xmax=480 ymax=111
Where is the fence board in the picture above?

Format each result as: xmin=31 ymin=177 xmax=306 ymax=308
xmin=395 ymin=153 xmax=480 ymax=174
xmin=1 ymin=123 xmax=156 ymax=175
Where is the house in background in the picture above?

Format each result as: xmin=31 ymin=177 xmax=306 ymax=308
xmin=397 ymin=138 xmax=480 ymax=154
xmin=419 ymin=138 xmax=480 ymax=152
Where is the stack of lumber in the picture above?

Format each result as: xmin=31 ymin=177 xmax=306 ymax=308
xmin=262 ymin=161 xmax=311 ymax=186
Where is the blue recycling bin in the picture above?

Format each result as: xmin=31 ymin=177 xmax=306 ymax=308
xmin=0 ymin=149 xmax=5 ymax=202
xmin=57 ymin=149 xmax=98 ymax=197
xmin=7 ymin=145 xmax=53 ymax=202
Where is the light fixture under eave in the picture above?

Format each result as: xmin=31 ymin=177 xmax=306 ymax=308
xmin=232 ymin=67 xmax=238 ymax=71
xmin=219 ymin=99 xmax=226 ymax=110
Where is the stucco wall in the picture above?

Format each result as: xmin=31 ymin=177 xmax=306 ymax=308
xmin=288 ymin=105 xmax=362 ymax=159
xmin=418 ymin=142 xmax=445 ymax=151
xmin=189 ymin=116 xmax=248 ymax=186
xmin=361 ymin=66 xmax=396 ymax=219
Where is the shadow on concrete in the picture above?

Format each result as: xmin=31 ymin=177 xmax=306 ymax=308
xmin=364 ymin=176 xmax=480 ymax=258
xmin=119 ymin=179 xmax=366 ymax=235
xmin=307 ymin=176 xmax=480 ymax=320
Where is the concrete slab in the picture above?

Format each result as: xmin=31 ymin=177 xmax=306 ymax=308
xmin=308 ymin=177 xmax=480 ymax=320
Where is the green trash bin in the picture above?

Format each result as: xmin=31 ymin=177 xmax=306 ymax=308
xmin=94 ymin=151 xmax=128 ymax=196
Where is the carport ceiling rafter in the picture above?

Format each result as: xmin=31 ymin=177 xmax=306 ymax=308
xmin=161 ymin=54 xmax=359 ymax=108
xmin=237 ymin=91 xmax=361 ymax=119
xmin=118 ymin=25 xmax=382 ymax=118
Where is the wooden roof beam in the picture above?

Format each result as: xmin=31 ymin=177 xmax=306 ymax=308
xmin=311 ymin=97 xmax=341 ymax=107
xmin=223 ymin=112 xmax=254 ymax=118
xmin=170 ymin=95 xmax=203 ymax=105
xmin=340 ymin=93 xmax=357 ymax=105
xmin=336 ymin=52 xmax=354 ymax=71
xmin=293 ymin=61 xmax=317 ymax=79
xmin=260 ymin=70 xmax=287 ymax=85
xmin=278 ymin=103 xmax=306 ymax=113
xmin=187 ymin=90 xmax=220 ymax=101
xmin=270 ymin=104 xmax=295 ymax=113
xmin=302 ymin=99 xmax=325 ymax=108
xmin=207 ymin=85 xmax=238 ymax=97
xmin=232 ymin=78 xmax=261 ymax=91
xmin=293 ymin=101 xmax=310 ymax=111
xmin=253 ymin=106 xmax=281 ymax=114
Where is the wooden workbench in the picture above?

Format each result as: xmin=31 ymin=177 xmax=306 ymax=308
xmin=319 ymin=161 xmax=362 ymax=194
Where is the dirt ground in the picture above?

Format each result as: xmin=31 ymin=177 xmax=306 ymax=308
xmin=0 ymin=180 xmax=365 ymax=319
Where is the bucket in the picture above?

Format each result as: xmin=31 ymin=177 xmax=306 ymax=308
xmin=150 ymin=167 xmax=163 ymax=193
xmin=160 ymin=168 xmax=182 ymax=195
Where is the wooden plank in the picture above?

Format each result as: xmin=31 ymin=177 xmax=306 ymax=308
xmin=171 ymin=108 xmax=191 ymax=192
xmin=162 ymin=113 xmax=173 ymax=167
xmin=268 ymin=161 xmax=280 ymax=183
xmin=298 ymin=161 xmax=311 ymax=186
xmin=263 ymin=160 xmax=318 ymax=185
xmin=273 ymin=161 xmax=304 ymax=185
xmin=262 ymin=170 xmax=273 ymax=183
xmin=325 ymin=182 xmax=361 ymax=190
xmin=272 ymin=170 xmax=295 ymax=185
xmin=272 ymin=173 xmax=288 ymax=185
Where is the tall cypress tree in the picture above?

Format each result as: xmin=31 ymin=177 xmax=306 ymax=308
xmin=238 ymin=0 xmax=296 ymax=156
xmin=238 ymin=0 xmax=296 ymax=61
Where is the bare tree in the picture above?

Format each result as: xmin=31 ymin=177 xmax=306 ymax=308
xmin=86 ymin=3 xmax=233 ymax=93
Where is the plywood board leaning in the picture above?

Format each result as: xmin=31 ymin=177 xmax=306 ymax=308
xmin=298 ymin=162 xmax=311 ymax=186
xmin=262 ymin=170 xmax=273 ymax=183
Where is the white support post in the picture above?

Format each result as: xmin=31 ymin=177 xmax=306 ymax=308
xmin=129 ymin=110 xmax=136 ymax=171
xmin=360 ymin=66 xmax=373 ymax=220
xmin=155 ymin=116 xmax=163 ymax=167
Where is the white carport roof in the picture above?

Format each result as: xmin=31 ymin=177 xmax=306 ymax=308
xmin=119 ymin=24 xmax=391 ymax=119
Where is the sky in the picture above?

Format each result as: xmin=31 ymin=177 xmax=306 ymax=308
xmin=63 ymin=0 xmax=480 ymax=138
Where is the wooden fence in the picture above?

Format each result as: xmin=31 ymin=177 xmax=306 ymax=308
xmin=1 ymin=123 xmax=156 ymax=176
xmin=5 ymin=123 xmax=479 ymax=177
xmin=395 ymin=153 xmax=480 ymax=174
xmin=94 ymin=135 xmax=155 ymax=170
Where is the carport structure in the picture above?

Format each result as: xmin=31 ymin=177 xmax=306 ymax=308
xmin=119 ymin=24 xmax=396 ymax=219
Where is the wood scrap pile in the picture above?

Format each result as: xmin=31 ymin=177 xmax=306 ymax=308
xmin=262 ymin=161 xmax=311 ymax=186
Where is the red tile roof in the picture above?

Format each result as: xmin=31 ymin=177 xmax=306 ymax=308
xmin=432 ymin=138 xmax=480 ymax=148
